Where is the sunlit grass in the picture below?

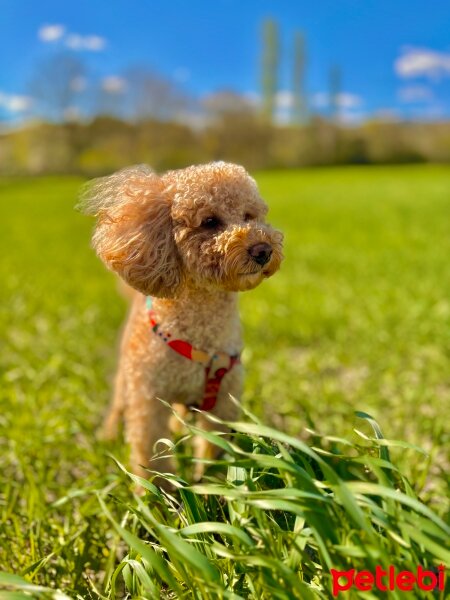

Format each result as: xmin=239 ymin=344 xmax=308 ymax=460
xmin=0 ymin=166 xmax=449 ymax=597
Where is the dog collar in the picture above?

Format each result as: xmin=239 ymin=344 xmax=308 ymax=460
xmin=146 ymin=297 xmax=240 ymax=411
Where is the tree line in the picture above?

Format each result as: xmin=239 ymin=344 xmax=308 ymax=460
xmin=2 ymin=114 xmax=449 ymax=176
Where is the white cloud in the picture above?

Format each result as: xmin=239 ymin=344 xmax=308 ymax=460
xmin=0 ymin=92 xmax=33 ymax=113
xmin=66 ymin=33 xmax=106 ymax=51
xmin=311 ymin=92 xmax=363 ymax=109
xmin=337 ymin=93 xmax=363 ymax=109
xmin=276 ymin=90 xmax=294 ymax=109
xmin=398 ymin=85 xmax=433 ymax=103
xmin=38 ymin=24 xmax=65 ymax=42
xmin=395 ymin=47 xmax=450 ymax=79
xmin=101 ymin=76 xmax=127 ymax=94
xmin=37 ymin=24 xmax=106 ymax=52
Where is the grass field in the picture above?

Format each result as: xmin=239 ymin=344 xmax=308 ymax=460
xmin=1 ymin=166 xmax=449 ymax=598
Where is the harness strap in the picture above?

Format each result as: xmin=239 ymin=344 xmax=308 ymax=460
xmin=146 ymin=297 xmax=240 ymax=410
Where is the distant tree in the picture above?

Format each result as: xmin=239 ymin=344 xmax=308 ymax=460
xmin=136 ymin=119 xmax=202 ymax=170
xmin=261 ymin=19 xmax=280 ymax=122
xmin=29 ymin=52 xmax=86 ymax=122
xmin=202 ymin=90 xmax=256 ymax=119
xmin=124 ymin=67 xmax=192 ymax=122
xmin=292 ymin=31 xmax=307 ymax=125
xmin=200 ymin=90 xmax=271 ymax=169
xmin=28 ymin=52 xmax=87 ymax=170
xmin=329 ymin=64 xmax=342 ymax=122
xmin=96 ymin=77 xmax=127 ymax=120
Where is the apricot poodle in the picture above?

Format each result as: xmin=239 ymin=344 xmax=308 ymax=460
xmin=81 ymin=162 xmax=283 ymax=481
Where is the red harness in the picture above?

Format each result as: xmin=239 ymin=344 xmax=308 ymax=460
xmin=146 ymin=297 xmax=240 ymax=411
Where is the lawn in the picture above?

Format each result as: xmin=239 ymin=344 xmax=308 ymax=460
xmin=0 ymin=165 xmax=449 ymax=598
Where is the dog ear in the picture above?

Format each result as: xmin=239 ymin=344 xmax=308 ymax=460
xmin=79 ymin=165 xmax=183 ymax=298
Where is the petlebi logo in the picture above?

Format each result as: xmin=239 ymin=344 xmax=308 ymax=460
xmin=331 ymin=564 xmax=446 ymax=596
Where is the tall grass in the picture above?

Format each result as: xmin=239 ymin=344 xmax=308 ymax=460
xmin=2 ymin=407 xmax=448 ymax=599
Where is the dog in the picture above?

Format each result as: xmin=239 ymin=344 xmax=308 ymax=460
xmin=80 ymin=161 xmax=283 ymax=482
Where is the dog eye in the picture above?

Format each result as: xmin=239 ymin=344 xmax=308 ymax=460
xmin=244 ymin=213 xmax=255 ymax=221
xmin=201 ymin=216 xmax=222 ymax=229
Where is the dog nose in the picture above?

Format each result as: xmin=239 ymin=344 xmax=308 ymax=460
xmin=248 ymin=242 xmax=272 ymax=266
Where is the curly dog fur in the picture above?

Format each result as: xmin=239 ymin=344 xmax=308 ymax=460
xmin=81 ymin=161 xmax=283 ymax=481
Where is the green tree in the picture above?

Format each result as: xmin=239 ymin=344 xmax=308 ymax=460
xmin=329 ymin=64 xmax=342 ymax=122
xmin=261 ymin=19 xmax=280 ymax=122
xmin=292 ymin=31 xmax=307 ymax=125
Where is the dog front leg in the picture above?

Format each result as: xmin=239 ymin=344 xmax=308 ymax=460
xmin=125 ymin=388 xmax=174 ymax=486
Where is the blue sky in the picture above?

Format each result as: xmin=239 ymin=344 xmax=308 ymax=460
xmin=1 ymin=0 xmax=450 ymax=123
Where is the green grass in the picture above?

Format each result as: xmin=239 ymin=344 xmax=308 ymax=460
xmin=0 ymin=166 xmax=449 ymax=598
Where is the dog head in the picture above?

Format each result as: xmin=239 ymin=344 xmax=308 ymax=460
xmin=80 ymin=162 xmax=283 ymax=297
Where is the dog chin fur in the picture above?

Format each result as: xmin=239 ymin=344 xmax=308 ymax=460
xmin=81 ymin=161 xmax=283 ymax=484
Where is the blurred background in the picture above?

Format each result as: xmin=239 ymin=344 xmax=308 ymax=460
xmin=1 ymin=0 xmax=450 ymax=586
xmin=1 ymin=0 xmax=450 ymax=174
